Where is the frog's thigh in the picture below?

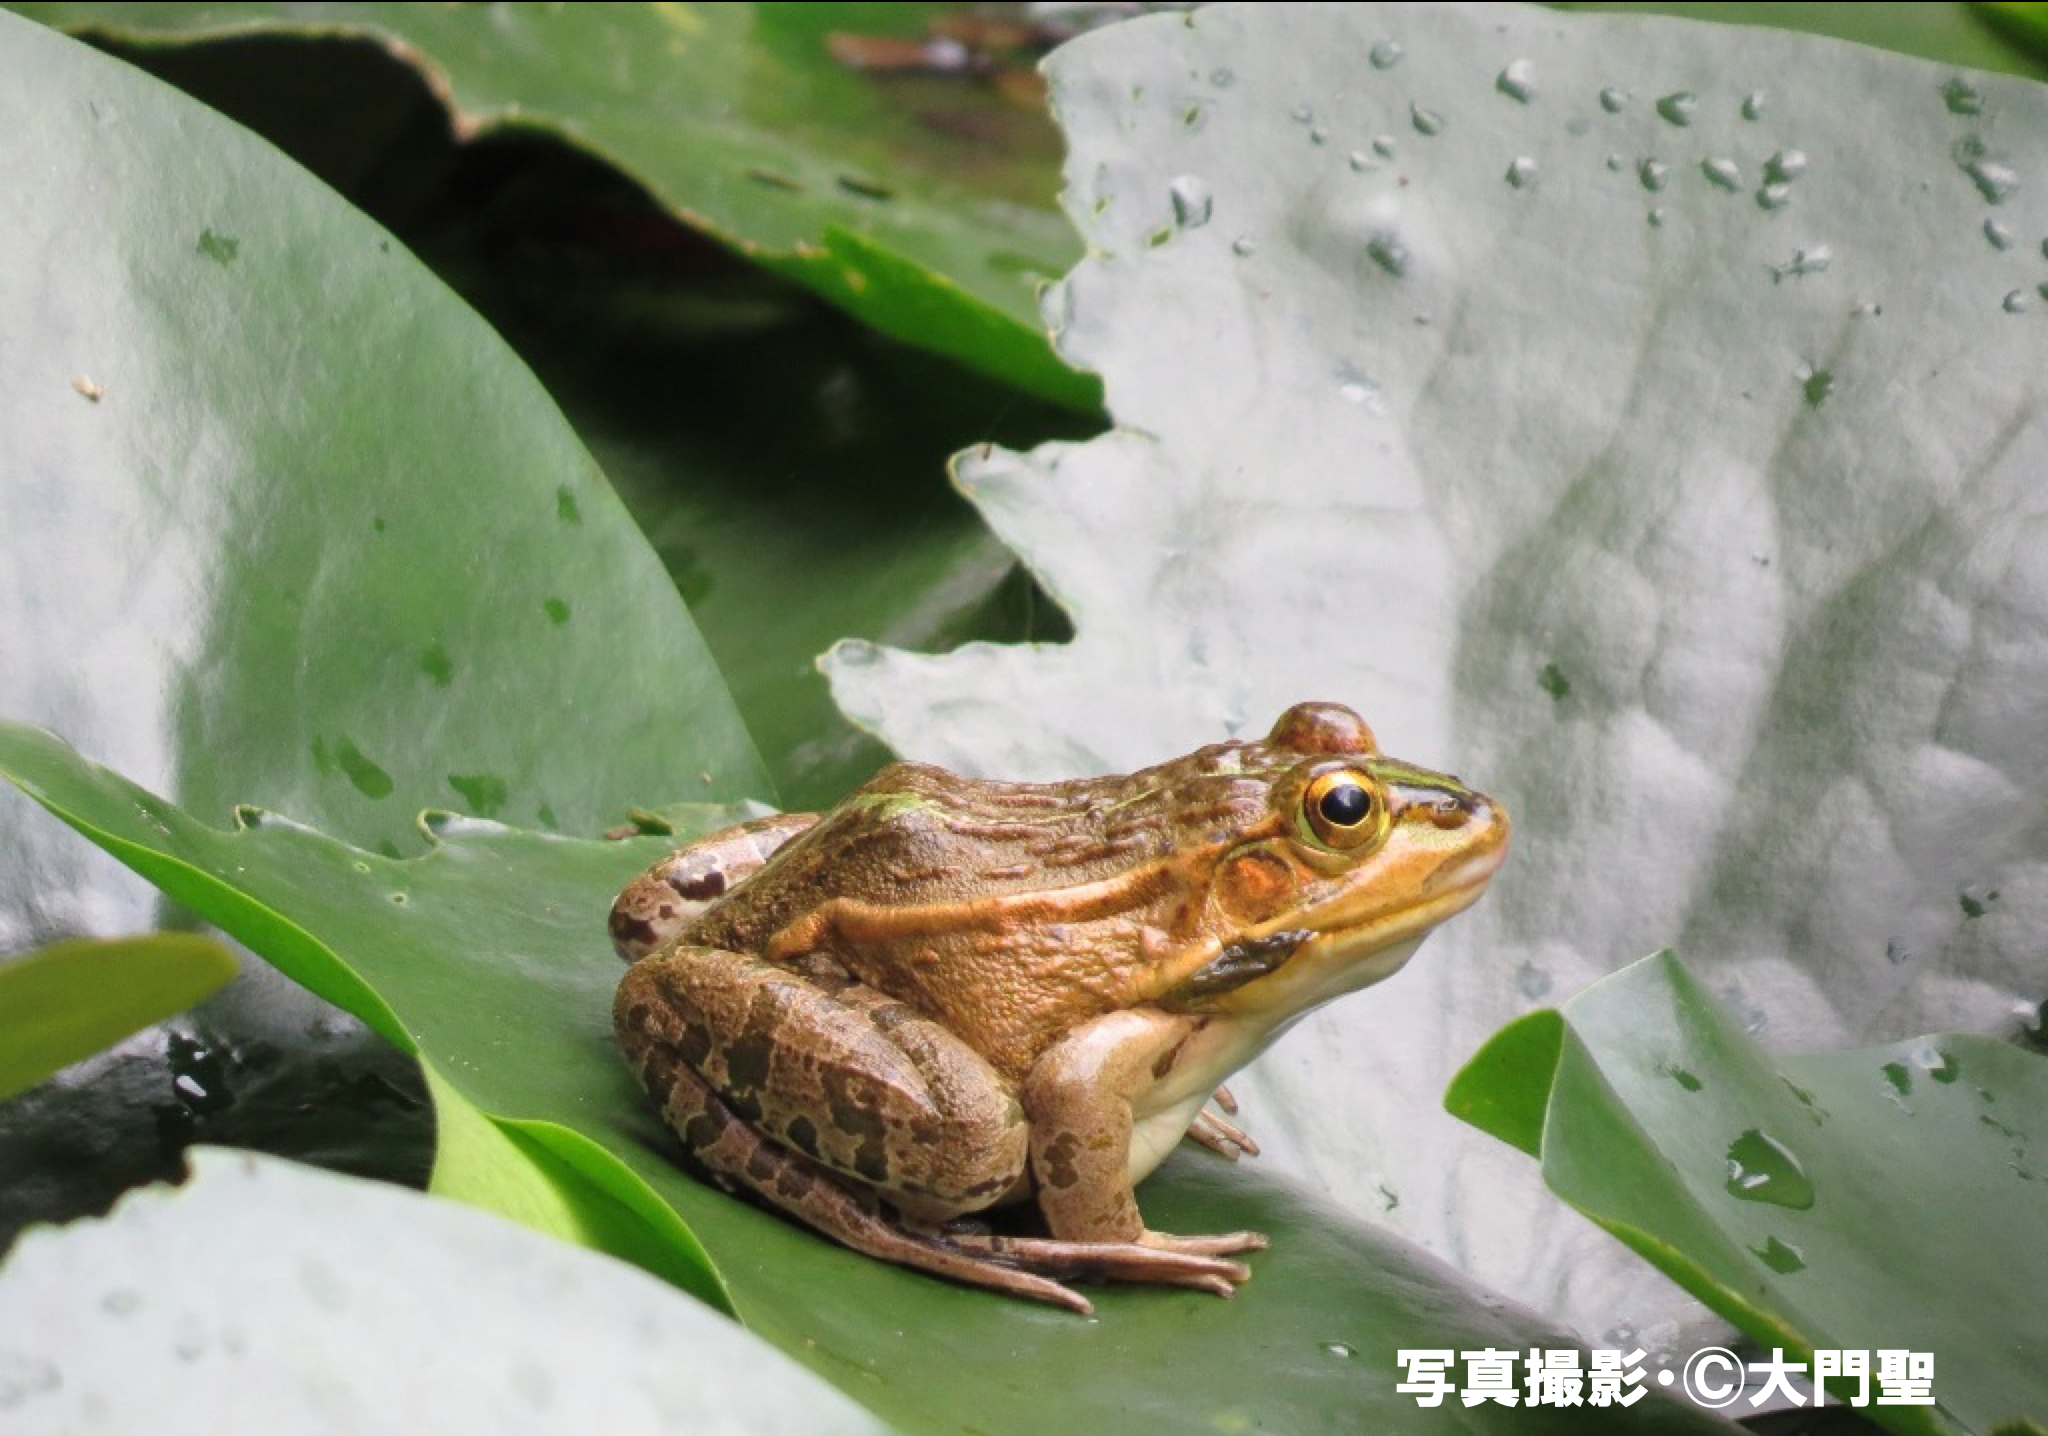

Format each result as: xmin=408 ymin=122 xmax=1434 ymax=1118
xmin=616 ymin=948 xmax=1027 ymax=1214
xmin=609 ymin=813 xmax=818 ymax=961
xmin=1020 ymin=1007 xmax=1202 ymax=1243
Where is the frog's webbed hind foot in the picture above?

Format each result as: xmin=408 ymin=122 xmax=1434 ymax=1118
xmin=936 ymin=1229 xmax=1267 ymax=1299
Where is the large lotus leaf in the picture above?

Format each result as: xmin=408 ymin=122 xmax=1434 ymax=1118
xmin=8 ymin=1 xmax=1094 ymax=409
xmin=0 ymin=722 xmax=1735 ymax=1436
xmin=0 ymin=1147 xmax=901 ymax=1436
xmin=825 ymin=1 xmax=2048 ymax=1344
xmin=0 ymin=6 xmax=767 ymax=876
xmin=1448 ymin=952 xmax=2048 ymax=1436
xmin=0 ymin=935 xmax=237 ymax=1102
xmin=0 ymin=3 xmax=770 ymax=1281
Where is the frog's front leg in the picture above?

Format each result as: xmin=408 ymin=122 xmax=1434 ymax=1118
xmin=965 ymin=1009 xmax=1267 ymax=1296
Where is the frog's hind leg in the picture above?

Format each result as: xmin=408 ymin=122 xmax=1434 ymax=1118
xmin=610 ymin=813 xmax=819 ymax=961
xmin=618 ymin=947 xmax=1097 ymax=1312
xmin=626 ymin=1035 xmax=1095 ymax=1314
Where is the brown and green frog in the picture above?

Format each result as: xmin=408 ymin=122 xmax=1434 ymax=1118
xmin=612 ymin=701 xmax=1507 ymax=1314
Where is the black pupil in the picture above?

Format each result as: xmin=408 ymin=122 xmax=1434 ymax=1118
xmin=1319 ymin=781 xmax=1371 ymax=827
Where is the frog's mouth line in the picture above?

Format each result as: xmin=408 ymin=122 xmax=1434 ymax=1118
xmin=1285 ymin=827 xmax=1509 ymax=945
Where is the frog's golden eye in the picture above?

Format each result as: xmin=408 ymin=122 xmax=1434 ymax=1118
xmin=1300 ymin=766 xmax=1389 ymax=852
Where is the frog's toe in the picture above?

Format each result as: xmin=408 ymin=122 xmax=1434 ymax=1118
xmin=1186 ymin=1108 xmax=1260 ymax=1160
xmin=1139 ymin=1228 xmax=1269 ymax=1257
xmin=939 ymin=1232 xmax=1259 ymax=1293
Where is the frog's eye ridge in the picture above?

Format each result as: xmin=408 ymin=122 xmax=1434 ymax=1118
xmin=1300 ymin=766 xmax=1387 ymax=851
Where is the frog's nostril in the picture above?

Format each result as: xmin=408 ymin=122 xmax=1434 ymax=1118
xmin=1423 ymin=794 xmax=1471 ymax=829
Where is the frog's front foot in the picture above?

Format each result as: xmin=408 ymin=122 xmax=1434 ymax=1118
xmin=1186 ymin=1105 xmax=1259 ymax=1160
xmin=940 ymin=1228 xmax=1267 ymax=1300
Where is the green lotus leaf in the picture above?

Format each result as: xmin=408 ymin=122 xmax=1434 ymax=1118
xmin=8 ymin=0 xmax=1095 ymax=407
xmin=0 ymin=719 xmax=1732 ymax=1436
xmin=0 ymin=6 xmax=768 ymax=869
xmin=1450 ymin=951 xmax=2048 ymax=1436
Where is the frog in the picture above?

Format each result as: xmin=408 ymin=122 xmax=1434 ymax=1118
xmin=612 ymin=701 xmax=1508 ymax=1314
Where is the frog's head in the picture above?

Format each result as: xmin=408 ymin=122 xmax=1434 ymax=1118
xmin=1161 ymin=702 xmax=1509 ymax=1019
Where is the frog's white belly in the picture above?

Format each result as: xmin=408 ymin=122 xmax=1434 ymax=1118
xmin=1124 ymin=1013 xmax=1298 ymax=1185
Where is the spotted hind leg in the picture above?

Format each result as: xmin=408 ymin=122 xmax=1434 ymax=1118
xmin=625 ymin=1042 xmax=1096 ymax=1313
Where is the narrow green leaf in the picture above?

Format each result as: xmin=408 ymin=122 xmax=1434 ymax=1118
xmin=1446 ymin=1008 xmax=1564 ymax=1159
xmin=0 ymin=935 xmax=237 ymax=1102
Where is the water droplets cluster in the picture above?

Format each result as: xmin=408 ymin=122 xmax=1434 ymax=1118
xmin=1143 ymin=29 xmax=2043 ymax=333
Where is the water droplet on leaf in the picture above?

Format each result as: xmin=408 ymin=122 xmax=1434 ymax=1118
xmin=1369 ymin=40 xmax=1403 ymax=70
xmin=1410 ymin=102 xmax=1445 ymax=136
xmin=1964 ymin=157 xmax=2019 ymax=204
xmin=1702 ymin=157 xmax=1742 ymax=191
xmin=1942 ymin=77 xmax=1983 ymax=116
xmin=1367 ymin=232 xmax=1410 ymax=276
xmin=1751 ymin=1236 xmax=1806 ymax=1273
xmin=1638 ymin=158 xmax=1669 ymax=192
xmin=1506 ymin=156 xmax=1537 ymax=190
xmin=1913 ymin=1045 xmax=1962 ymax=1084
xmin=1168 ymin=174 xmax=1213 ymax=229
xmin=1771 ymin=245 xmax=1832 ymax=281
xmin=1763 ymin=149 xmax=1807 ymax=184
xmin=1742 ymin=90 xmax=1768 ymax=120
xmin=1599 ymin=86 xmax=1629 ymax=114
xmin=1724 ymin=1129 xmax=1816 ymax=1209
xmin=1656 ymin=92 xmax=1698 ymax=127
xmin=1497 ymin=59 xmax=1537 ymax=103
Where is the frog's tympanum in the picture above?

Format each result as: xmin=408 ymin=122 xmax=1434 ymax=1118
xmin=612 ymin=702 xmax=1507 ymax=1314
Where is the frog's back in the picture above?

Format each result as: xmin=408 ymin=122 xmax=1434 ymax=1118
xmin=691 ymin=745 xmax=1280 ymax=950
